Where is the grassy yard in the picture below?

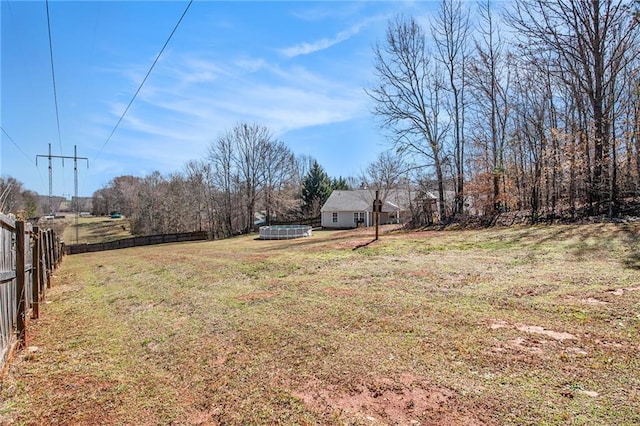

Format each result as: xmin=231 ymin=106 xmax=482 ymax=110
xmin=61 ymin=216 xmax=132 ymax=245
xmin=1 ymin=224 xmax=639 ymax=425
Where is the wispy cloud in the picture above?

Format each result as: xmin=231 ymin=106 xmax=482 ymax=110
xmin=279 ymin=14 xmax=389 ymax=58
xmin=97 ymin=52 xmax=369 ymax=167
xmin=279 ymin=22 xmax=365 ymax=58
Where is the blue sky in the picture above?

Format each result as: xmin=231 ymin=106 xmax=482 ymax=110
xmin=1 ymin=0 xmax=442 ymax=198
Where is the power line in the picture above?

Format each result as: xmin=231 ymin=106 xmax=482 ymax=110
xmin=1 ymin=126 xmax=35 ymax=165
xmin=45 ymin=0 xmax=63 ymax=158
xmin=1 ymin=127 xmax=47 ymax=188
xmin=36 ymin=143 xmax=88 ymax=216
xmin=97 ymin=0 xmax=193 ymax=157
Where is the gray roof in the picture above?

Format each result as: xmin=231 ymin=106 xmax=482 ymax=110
xmin=321 ymin=189 xmax=425 ymax=213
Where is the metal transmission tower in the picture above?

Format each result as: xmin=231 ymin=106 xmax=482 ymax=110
xmin=36 ymin=144 xmax=89 ymax=242
xmin=36 ymin=143 xmax=55 ymax=215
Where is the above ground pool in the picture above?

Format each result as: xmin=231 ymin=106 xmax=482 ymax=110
xmin=259 ymin=225 xmax=312 ymax=240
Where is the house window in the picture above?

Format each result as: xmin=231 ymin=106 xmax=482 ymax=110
xmin=332 ymin=212 xmax=338 ymax=223
xmin=353 ymin=212 xmax=365 ymax=225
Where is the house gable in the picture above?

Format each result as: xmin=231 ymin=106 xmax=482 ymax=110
xmin=320 ymin=189 xmax=422 ymax=228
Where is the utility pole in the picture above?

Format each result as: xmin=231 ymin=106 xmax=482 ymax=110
xmin=37 ymin=144 xmax=89 ymax=243
xmin=73 ymin=145 xmax=84 ymax=244
xmin=373 ymin=189 xmax=382 ymax=241
xmin=47 ymin=143 xmax=53 ymax=215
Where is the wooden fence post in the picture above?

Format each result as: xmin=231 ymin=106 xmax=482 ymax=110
xmin=45 ymin=230 xmax=52 ymax=289
xmin=15 ymin=221 xmax=26 ymax=349
xmin=31 ymin=227 xmax=40 ymax=319
xmin=38 ymin=229 xmax=46 ymax=299
xmin=53 ymin=233 xmax=59 ymax=268
xmin=56 ymin=236 xmax=63 ymax=268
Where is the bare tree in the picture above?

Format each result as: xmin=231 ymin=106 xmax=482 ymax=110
xmin=363 ymin=151 xmax=407 ymax=200
xmin=432 ymin=0 xmax=471 ymax=215
xmin=293 ymin=154 xmax=316 ymax=186
xmin=262 ymin=139 xmax=296 ymax=224
xmin=0 ymin=177 xmax=24 ymax=213
xmin=134 ymin=171 xmax=166 ymax=235
xmin=232 ymin=123 xmax=272 ymax=232
xmin=208 ymin=123 xmax=295 ymax=234
xmin=184 ymin=160 xmax=216 ymax=234
xmin=367 ymin=15 xmax=450 ymax=220
xmin=92 ymin=175 xmax=141 ymax=218
xmin=208 ymin=131 xmax=239 ymax=237
xmin=508 ymin=0 xmax=640 ymax=212
xmin=619 ymin=63 xmax=640 ymax=194
xmin=0 ymin=177 xmax=42 ymax=218
xmin=509 ymin=59 xmax=559 ymax=216
xmin=468 ymin=0 xmax=512 ymax=213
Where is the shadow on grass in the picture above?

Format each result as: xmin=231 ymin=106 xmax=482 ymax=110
xmin=352 ymin=239 xmax=377 ymax=250
xmin=623 ymin=251 xmax=640 ymax=270
xmin=251 ymin=223 xmax=640 ymax=270
xmin=618 ymin=225 xmax=640 ymax=270
xmin=497 ymin=222 xmax=640 ymax=270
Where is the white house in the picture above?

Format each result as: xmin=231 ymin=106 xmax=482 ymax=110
xmin=321 ymin=189 xmax=421 ymax=228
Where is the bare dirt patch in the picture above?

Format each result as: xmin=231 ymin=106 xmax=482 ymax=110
xmin=515 ymin=325 xmax=576 ymax=341
xmin=565 ymin=295 xmax=610 ymax=306
xmin=487 ymin=319 xmax=509 ymax=330
xmin=485 ymin=320 xmax=582 ymax=360
xmin=293 ymin=375 xmax=489 ymax=425
xmin=486 ymin=320 xmax=577 ymax=340
xmin=608 ymin=286 xmax=640 ymax=296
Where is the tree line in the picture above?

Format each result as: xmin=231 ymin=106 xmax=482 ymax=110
xmin=0 ymin=177 xmax=40 ymax=219
xmin=369 ymin=0 xmax=639 ymax=220
xmin=91 ymin=123 xmax=352 ymax=237
xmin=104 ymin=0 xmax=639 ymax=235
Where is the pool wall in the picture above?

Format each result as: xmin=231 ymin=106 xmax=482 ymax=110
xmin=259 ymin=225 xmax=312 ymax=240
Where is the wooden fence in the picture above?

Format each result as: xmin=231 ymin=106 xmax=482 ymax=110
xmin=0 ymin=213 xmax=62 ymax=372
xmin=65 ymin=230 xmax=208 ymax=255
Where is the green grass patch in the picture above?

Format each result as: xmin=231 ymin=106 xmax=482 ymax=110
xmin=62 ymin=216 xmax=133 ymax=244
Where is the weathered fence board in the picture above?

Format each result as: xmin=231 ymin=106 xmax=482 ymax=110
xmin=15 ymin=221 xmax=26 ymax=348
xmin=32 ymin=227 xmax=41 ymax=319
xmin=0 ymin=214 xmax=62 ymax=372
xmin=65 ymin=231 xmax=208 ymax=255
xmin=0 ymin=213 xmax=16 ymax=369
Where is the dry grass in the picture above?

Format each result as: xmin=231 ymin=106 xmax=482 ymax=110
xmin=1 ymin=224 xmax=639 ymax=425
xmin=61 ymin=216 xmax=132 ymax=245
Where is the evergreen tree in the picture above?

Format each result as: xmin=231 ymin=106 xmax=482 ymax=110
xmin=301 ymin=161 xmax=332 ymax=216
xmin=331 ymin=176 xmax=350 ymax=190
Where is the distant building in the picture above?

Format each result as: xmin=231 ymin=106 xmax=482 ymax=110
xmin=37 ymin=195 xmax=93 ymax=214
xmin=321 ymin=189 xmax=429 ymax=228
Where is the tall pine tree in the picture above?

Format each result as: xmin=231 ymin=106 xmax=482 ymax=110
xmin=331 ymin=176 xmax=350 ymax=190
xmin=301 ymin=161 xmax=332 ymax=217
